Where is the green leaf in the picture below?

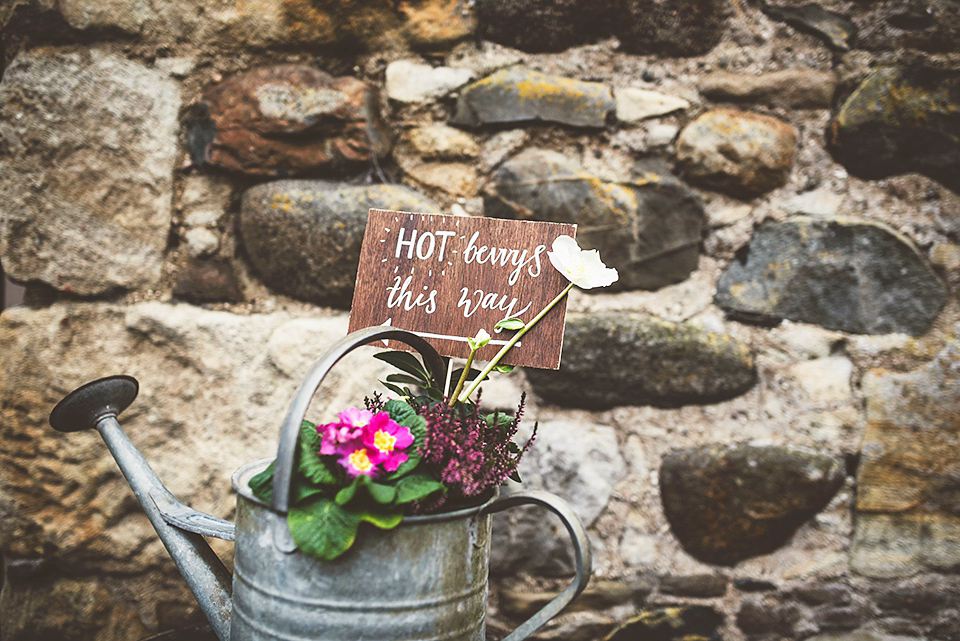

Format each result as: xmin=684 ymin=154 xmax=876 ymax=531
xmin=450 ymin=367 xmax=481 ymax=383
xmin=383 ymin=398 xmax=417 ymax=424
xmin=359 ymin=509 xmax=403 ymax=530
xmin=298 ymin=421 xmax=338 ymax=486
xmin=493 ymin=365 xmax=515 ymax=373
xmin=335 ymin=477 xmax=360 ymax=505
xmin=395 ymin=473 xmax=446 ymax=504
xmin=367 ymin=482 xmax=397 ymax=504
xmin=495 ymin=318 xmax=525 ymax=331
xmin=509 ymin=470 xmax=522 ymax=483
xmin=288 ymin=497 xmax=362 ymax=561
xmin=381 ymin=381 xmax=410 ymax=397
xmin=375 ymin=351 xmax=432 ymax=385
xmin=386 ymin=373 xmax=426 ymax=386
xmin=248 ymin=460 xmax=275 ymax=502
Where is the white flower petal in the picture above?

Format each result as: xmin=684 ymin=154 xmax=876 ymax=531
xmin=547 ymin=235 xmax=619 ymax=289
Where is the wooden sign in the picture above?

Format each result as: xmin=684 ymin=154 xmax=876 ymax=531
xmin=348 ymin=210 xmax=577 ymax=369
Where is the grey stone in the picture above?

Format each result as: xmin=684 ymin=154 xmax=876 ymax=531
xmin=490 ymin=419 xmax=626 ymax=576
xmin=384 ymin=60 xmax=474 ymax=103
xmin=613 ymin=87 xmax=690 ymax=123
xmin=659 ymin=443 xmax=845 ymax=566
xmin=761 ymin=3 xmax=857 ymax=51
xmin=474 ymin=0 xmax=609 ymax=53
xmin=525 ymin=313 xmax=756 ymax=410
xmin=239 ymin=180 xmax=441 ymax=308
xmin=847 ymin=0 xmax=960 ymax=54
xmin=805 ymin=632 xmax=925 ymax=641
xmin=716 ymin=217 xmax=946 ymax=335
xmin=451 ymin=68 xmax=614 ymax=128
xmin=485 ymin=149 xmax=705 ymax=292
xmin=698 ymin=69 xmax=838 ymax=109
xmin=0 ymin=49 xmax=180 ymax=295
xmin=659 ymin=573 xmax=728 ymax=598
xmin=676 ymin=108 xmax=797 ymax=198
xmin=874 ymin=575 xmax=960 ymax=615
xmin=828 ymin=67 xmax=960 ymax=193
xmin=615 ymin=0 xmax=726 ymax=57
xmin=736 ymin=597 xmax=802 ymax=636
xmin=173 ymin=257 xmax=244 ymax=304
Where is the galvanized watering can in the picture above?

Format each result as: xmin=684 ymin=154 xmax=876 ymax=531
xmin=50 ymin=326 xmax=591 ymax=641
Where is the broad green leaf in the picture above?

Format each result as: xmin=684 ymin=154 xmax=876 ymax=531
xmin=493 ymin=365 xmax=515 ymax=373
xmin=248 ymin=460 xmax=275 ymax=502
xmin=298 ymin=421 xmax=338 ymax=486
xmin=359 ymin=509 xmax=403 ymax=530
xmin=288 ymin=497 xmax=362 ymax=561
xmin=335 ymin=478 xmax=360 ymax=505
xmin=509 ymin=470 xmax=522 ymax=483
xmin=375 ymin=351 xmax=432 ymax=384
xmin=383 ymin=398 xmax=417 ymax=424
xmin=495 ymin=318 xmax=525 ymax=331
xmin=395 ymin=473 xmax=446 ymax=504
xmin=367 ymin=482 xmax=397 ymax=504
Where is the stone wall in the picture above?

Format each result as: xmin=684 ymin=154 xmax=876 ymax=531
xmin=1 ymin=1 xmax=959 ymax=639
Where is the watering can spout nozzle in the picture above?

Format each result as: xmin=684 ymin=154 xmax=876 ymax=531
xmin=50 ymin=376 xmax=234 ymax=641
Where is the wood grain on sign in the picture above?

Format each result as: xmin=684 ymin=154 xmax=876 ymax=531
xmin=349 ymin=210 xmax=577 ymax=370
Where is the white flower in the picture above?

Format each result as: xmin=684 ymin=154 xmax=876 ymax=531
xmin=547 ymin=235 xmax=619 ymax=289
xmin=468 ymin=328 xmax=491 ymax=350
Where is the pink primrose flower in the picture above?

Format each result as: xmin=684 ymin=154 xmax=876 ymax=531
xmin=316 ymin=408 xmax=374 ymax=456
xmin=362 ymin=412 xmax=414 ymax=473
xmin=338 ymin=446 xmax=378 ymax=478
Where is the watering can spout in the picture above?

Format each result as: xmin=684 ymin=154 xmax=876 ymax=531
xmin=50 ymin=376 xmax=234 ymax=641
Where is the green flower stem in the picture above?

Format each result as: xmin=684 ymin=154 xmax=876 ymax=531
xmin=458 ymin=282 xmax=575 ymax=405
xmin=448 ymin=348 xmax=477 ymax=407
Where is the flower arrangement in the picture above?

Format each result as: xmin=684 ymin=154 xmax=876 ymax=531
xmin=249 ymin=235 xmax=618 ymax=560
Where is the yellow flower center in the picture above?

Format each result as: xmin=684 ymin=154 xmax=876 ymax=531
xmin=373 ymin=430 xmax=397 ymax=453
xmin=567 ymin=262 xmax=586 ymax=280
xmin=347 ymin=449 xmax=374 ymax=473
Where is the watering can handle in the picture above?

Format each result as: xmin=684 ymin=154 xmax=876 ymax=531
xmin=271 ymin=326 xmax=446 ymax=515
xmin=483 ymin=489 xmax=592 ymax=641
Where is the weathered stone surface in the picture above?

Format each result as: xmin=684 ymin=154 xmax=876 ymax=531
xmin=761 ymin=3 xmax=857 ymax=51
xmin=828 ymin=68 xmax=960 ymax=193
xmin=853 ymin=0 xmax=960 ymax=54
xmin=500 ymin=580 xmax=645 ymax=619
xmin=0 ymin=572 xmax=149 ymax=641
xmin=490 ymin=419 xmax=626 ymax=576
xmin=525 ymin=313 xmax=756 ymax=409
xmin=451 ymin=68 xmax=614 ymax=128
xmin=239 ymin=180 xmax=440 ymax=307
xmin=384 ymin=60 xmax=474 ymax=103
xmin=660 ymin=443 xmax=845 ymax=565
xmin=173 ymin=257 xmax=244 ymax=304
xmin=676 ymin=108 xmax=797 ymax=198
xmin=485 ymin=149 xmax=704 ymax=291
xmin=659 ymin=573 xmax=728 ymax=598
xmin=196 ymin=65 xmax=390 ymax=176
xmin=58 ymin=0 xmax=151 ymax=34
xmin=736 ymin=596 xmax=803 ymax=637
xmin=613 ymin=87 xmax=690 ymax=122
xmin=852 ymin=340 xmax=960 ymax=577
xmin=715 ymin=217 xmax=946 ymax=335
xmin=615 ymin=0 xmax=726 ymax=57
xmin=0 ymin=302 xmax=392 ymax=637
xmin=603 ymin=606 xmax=724 ymax=641
xmin=399 ymin=0 xmax=475 ymax=50
xmin=394 ymin=125 xmax=480 ymax=196
xmin=698 ymin=70 xmax=838 ymax=109
xmin=874 ymin=575 xmax=960 ymax=615
xmin=805 ymin=632 xmax=925 ymax=641
xmin=404 ymin=124 xmax=479 ymax=160
xmin=474 ymin=0 xmax=607 ymax=53
xmin=0 ymin=49 xmax=179 ymax=295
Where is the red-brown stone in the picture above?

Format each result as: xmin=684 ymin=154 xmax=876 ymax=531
xmin=199 ymin=65 xmax=391 ymax=176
